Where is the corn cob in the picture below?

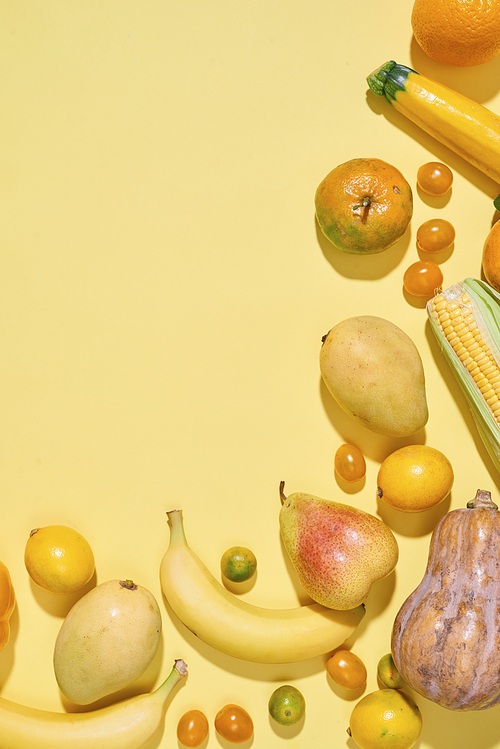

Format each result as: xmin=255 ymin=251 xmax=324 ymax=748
xmin=427 ymin=278 xmax=500 ymax=473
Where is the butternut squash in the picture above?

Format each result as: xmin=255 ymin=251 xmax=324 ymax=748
xmin=391 ymin=489 xmax=500 ymax=711
xmin=367 ymin=61 xmax=500 ymax=187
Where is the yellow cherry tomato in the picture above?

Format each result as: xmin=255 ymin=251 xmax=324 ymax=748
xmin=334 ymin=444 xmax=366 ymax=483
xmin=0 ymin=561 xmax=15 ymax=651
xmin=214 ymin=704 xmax=253 ymax=744
xmin=326 ymin=649 xmax=367 ymax=690
xmin=403 ymin=260 xmax=443 ymax=297
xmin=416 ymin=218 xmax=455 ymax=254
xmin=417 ymin=161 xmax=453 ymax=196
xmin=177 ymin=709 xmax=209 ymax=747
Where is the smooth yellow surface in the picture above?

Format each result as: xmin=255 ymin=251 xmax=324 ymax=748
xmin=2 ymin=2 xmax=500 ymax=747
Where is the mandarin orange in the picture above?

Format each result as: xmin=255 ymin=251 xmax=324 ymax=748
xmin=315 ymin=158 xmax=413 ymax=254
xmin=482 ymin=220 xmax=500 ymax=292
xmin=412 ymin=0 xmax=500 ymax=67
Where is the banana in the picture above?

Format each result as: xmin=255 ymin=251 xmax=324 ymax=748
xmin=160 ymin=509 xmax=365 ymax=664
xmin=0 ymin=658 xmax=187 ymax=749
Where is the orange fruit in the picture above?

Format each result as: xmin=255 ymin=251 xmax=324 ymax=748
xmin=411 ymin=0 xmax=500 ymax=67
xmin=482 ymin=220 xmax=500 ymax=292
xmin=348 ymin=689 xmax=422 ymax=749
xmin=25 ymin=525 xmax=95 ymax=595
xmin=376 ymin=444 xmax=454 ymax=513
xmin=315 ymin=158 xmax=413 ymax=254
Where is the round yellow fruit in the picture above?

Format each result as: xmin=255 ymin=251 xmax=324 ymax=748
xmin=348 ymin=689 xmax=422 ymax=749
xmin=482 ymin=220 xmax=500 ymax=293
xmin=315 ymin=157 xmax=413 ymax=255
xmin=376 ymin=444 xmax=454 ymax=512
xmin=25 ymin=525 xmax=95 ymax=595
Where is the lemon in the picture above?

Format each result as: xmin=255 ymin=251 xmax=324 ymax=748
xmin=24 ymin=525 xmax=95 ymax=595
xmin=377 ymin=653 xmax=406 ymax=690
xmin=220 ymin=546 xmax=257 ymax=583
xmin=348 ymin=689 xmax=422 ymax=749
xmin=376 ymin=444 xmax=454 ymax=512
xmin=268 ymin=685 xmax=305 ymax=726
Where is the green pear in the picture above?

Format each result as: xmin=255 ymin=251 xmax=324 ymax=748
xmin=279 ymin=483 xmax=398 ymax=610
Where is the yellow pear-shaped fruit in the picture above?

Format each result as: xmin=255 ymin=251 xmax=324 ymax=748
xmin=320 ymin=315 xmax=428 ymax=437
xmin=54 ymin=579 xmax=162 ymax=704
xmin=279 ymin=484 xmax=398 ymax=610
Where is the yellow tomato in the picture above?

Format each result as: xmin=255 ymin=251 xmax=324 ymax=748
xmin=177 ymin=709 xmax=209 ymax=747
xmin=327 ymin=649 xmax=367 ymax=690
xmin=416 ymin=162 xmax=453 ymax=196
xmin=214 ymin=704 xmax=253 ymax=744
xmin=0 ymin=561 xmax=15 ymax=650
xmin=334 ymin=444 xmax=366 ymax=483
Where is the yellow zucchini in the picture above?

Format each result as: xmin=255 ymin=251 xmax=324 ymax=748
xmin=367 ymin=61 xmax=500 ymax=187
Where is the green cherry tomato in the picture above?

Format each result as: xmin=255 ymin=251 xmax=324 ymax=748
xmin=268 ymin=684 xmax=306 ymax=726
xmin=377 ymin=652 xmax=406 ymax=689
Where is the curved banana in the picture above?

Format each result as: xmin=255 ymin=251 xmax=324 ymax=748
xmin=0 ymin=658 xmax=187 ymax=749
xmin=160 ymin=509 xmax=365 ymax=664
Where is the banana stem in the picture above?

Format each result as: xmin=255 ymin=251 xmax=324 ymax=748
xmin=154 ymin=659 xmax=188 ymax=702
xmin=166 ymin=509 xmax=187 ymax=544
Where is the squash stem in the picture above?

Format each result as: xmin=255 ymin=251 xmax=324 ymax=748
xmin=466 ymin=489 xmax=498 ymax=510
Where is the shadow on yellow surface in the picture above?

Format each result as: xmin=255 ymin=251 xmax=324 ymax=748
xmin=315 ymin=216 xmax=412 ymax=281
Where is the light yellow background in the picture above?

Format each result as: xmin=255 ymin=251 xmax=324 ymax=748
xmin=2 ymin=2 xmax=500 ymax=747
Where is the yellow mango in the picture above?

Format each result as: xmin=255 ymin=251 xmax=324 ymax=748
xmin=320 ymin=315 xmax=428 ymax=437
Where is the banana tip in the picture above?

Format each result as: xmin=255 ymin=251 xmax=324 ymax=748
xmin=174 ymin=658 xmax=188 ymax=676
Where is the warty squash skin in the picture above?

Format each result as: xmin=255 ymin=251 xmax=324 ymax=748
xmin=391 ymin=489 xmax=500 ymax=711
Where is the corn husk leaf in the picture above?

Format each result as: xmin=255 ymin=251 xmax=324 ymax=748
xmin=427 ymin=278 xmax=500 ymax=473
